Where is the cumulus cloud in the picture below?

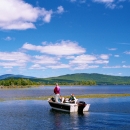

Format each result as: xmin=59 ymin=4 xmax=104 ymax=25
xmin=0 ymin=52 xmax=30 ymax=61
xmin=69 ymin=54 xmax=109 ymax=66
xmin=21 ymin=41 xmax=111 ymax=70
xmin=32 ymin=55 xmax=59 ymax=64
xmin=0 ymin=0 xmax=64 ymax=30
xmin=70 ymin=54 xmax=97 ymax=64
xmin=99 ymin=54 xmax=109 ymax=59
xmin=0 ymin=52 xmax=30 ymax=68
xmin=22 ymin=40 xmax=86 ymax=56
xmin=47 ymin=64 xmax=70 ymax=69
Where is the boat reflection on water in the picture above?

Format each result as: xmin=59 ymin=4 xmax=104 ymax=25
xmin=49 ymin=108 xmax=90 ymax=130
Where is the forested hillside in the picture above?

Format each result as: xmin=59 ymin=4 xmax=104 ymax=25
xmin=43 ymin=73 xmax=130 ymax=85
xmin=1 ymin=73 xmax=130 ymax=87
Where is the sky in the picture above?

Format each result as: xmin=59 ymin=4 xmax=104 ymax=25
xmin=0 ymin=0 xmax=130 ymax=78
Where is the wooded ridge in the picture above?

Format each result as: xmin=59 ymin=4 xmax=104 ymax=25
xmin=1 ymin=73 xmax=130 ymax=86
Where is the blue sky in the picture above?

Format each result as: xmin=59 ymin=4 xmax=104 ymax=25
xmin=0 ymin=0 xmax=130 ymax=78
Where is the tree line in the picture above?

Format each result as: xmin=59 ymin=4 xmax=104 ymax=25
xmin=0 ymin=78 xmax=96 ymax=88
xmin=0 ymin=78 xmax=43 ymax=88
xmin=43 ymin=80 xmax=96 ymax=85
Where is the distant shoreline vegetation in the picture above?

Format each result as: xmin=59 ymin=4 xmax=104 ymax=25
xmin=0 ymin=78 xmax=97 ymax=88
xmin=0 ymin=78 xmax=43 ymax=88
xmin=1 ymin=74 xmax=130 ymax=89
xmin=1 ymin=73 xmax=130 ymax=88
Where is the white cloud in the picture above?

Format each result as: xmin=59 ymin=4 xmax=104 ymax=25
xmin=95 ymin=60 xmax=109 ymax=64
xmin=30 ymin=64 xmax=46 ymax=70
xmin=100 ymin=54 xmax=109 ymax=59
xmin=124 ymin=51 xmax=130 ymax=55
xmin=114 ymin=55 xmax=119 ymax=57
xmin=70 ymin=0 xmax=77 ymax=2
xmin=73 ymin=64 xmax=99 ymax=70
xmin=93 ymin=0 xmax=114 ymax=3
xmin=22 ymin=40 xmax=86 ymax=56
xmin=47 ymin=64 xmax=70 ymax=69
xmin=103 ymin=65 xmax=130 ymax=69
xmin=103 ymin=65 xmax=121 ymax=68
xmin=3 ymin=36 xmax=14 ymax=41
xmin=0 ymin=0 xmax=64 ymax=30
xmin=32 ymin=55 xmax=59 ymax=64
xmin=70 ymin=54 xmax=97 ymax=64
xmin=122 ymin=65 xmax=130 ymax=68
xmin=57 ymin=6 xmax=64 ymax=14
xmin=79 ymin=0 xmax=86 ymax=3
xmin=106 ymin=3 xmax=116 ymax=9
xmin=0 ymin=52 xmax=30 ymax=61
xmin=70 ymin=0 xmax=86 ymax=3
xmin=66 ymin=56 xmax=75 ymax=59
xmin=4 ymin=36 xmax=13 ymax=41
xmin=108 ymin=48 xmax=117 ymax=51
xmin=0 ymin=52 xmax=30 ymax=68
xmin=69 ymin=54 xmax=109 ymax=66
xmin=93 ymin=0 xmax=117 ymax=9
xmin=118 ymin=73 xmax=122 ymax=75
xmin=0 ymin=61 xmax=25 ymax=68
xmin=41 ymin=8 xmax=53 ymax=23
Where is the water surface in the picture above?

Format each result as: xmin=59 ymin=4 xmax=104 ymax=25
xmin=0 ymin=85 xmax=130 ymax=99
xmin=0 ymin=86 xmax=130 ymax=130
xmin=0 ymin=97 xmax=130 ymax=130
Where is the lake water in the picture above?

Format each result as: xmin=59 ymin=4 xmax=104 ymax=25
xmin=0 ymin=86 xmax=130 ymax=130
xmin=0 ymin=85 xmax=130 ymax=99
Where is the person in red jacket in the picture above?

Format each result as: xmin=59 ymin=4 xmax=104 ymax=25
xmin=54 ymin=83 xmax=60 ymax=102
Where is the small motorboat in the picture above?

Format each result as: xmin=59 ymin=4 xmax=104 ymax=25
xmin=48 ymin=97 xmax=90 ymax=113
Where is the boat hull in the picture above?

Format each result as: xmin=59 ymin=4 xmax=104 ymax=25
xmin=48 ymin=100 xmax=90 ymax=113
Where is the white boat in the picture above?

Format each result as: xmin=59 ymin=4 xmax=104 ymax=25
xmin=48 ymin=98 xmax=90 ymax=113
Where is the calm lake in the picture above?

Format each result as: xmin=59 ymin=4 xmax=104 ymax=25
xmin=0 ymin=86 xmax=130 ymax=130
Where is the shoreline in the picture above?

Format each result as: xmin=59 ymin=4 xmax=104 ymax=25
xmin=1 ymin=93 xmax=130 ymax=102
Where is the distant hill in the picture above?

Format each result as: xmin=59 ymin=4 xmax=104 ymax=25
xmin=0 ymin=73 xmax=130 ymax=85
xmin=0 ymin=74 xmax=35 ymax=80
xmin=44 ymin=73 xmax=130 ymax=85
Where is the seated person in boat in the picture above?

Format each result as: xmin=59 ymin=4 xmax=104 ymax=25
xmin=58 ymin=95 xmax=64 ymax=103
xmin=68 ymin=94 xmax=77 ymax=103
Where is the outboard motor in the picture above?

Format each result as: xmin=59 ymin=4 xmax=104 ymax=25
xmin=78 ymin=101 xmax=86 ymax=113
